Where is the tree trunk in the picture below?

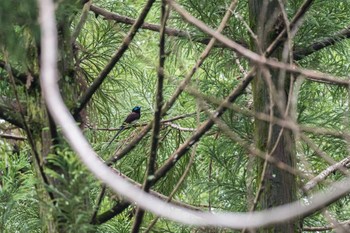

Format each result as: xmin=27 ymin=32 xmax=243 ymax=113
xmin=248 ymin=0 xmax=299 ymax=232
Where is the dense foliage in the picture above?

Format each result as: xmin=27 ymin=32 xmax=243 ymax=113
xmin=1 ymin=0 xmax=350 ymax=232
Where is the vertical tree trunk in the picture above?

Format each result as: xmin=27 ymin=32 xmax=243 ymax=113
xmin=248 ymin=1 xmax=299 ymax=232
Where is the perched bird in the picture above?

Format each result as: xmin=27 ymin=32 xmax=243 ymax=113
xmin=106 ymin=106 xmax=141 ymax=149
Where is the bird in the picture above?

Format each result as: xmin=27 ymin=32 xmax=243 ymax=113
xmin=106 ymin=106 xmax=141 ymax=149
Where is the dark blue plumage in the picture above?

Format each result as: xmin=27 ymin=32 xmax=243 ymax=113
xmin=106 ymin=106 xmax=141 ymax=148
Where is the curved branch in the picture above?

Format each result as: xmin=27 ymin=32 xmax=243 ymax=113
xmin=39 ymin=0 xmax=350 ymax=230
xmin=93 ymin=170 xmax=201 ymax=224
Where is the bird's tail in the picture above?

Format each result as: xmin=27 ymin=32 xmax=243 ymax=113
xmin=105 ymin=126 xmax=124 ymax=149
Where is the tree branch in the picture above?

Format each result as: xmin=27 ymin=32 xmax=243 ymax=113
xmin=85 ymin=113 xmax=196 ymax=131
xmin=144 ymin=131 xmax=199 ymax=232
xmin=93 ymin=200 xmax=131 ymax=224
xmin=93 ymin=169 xmax=201 ymax=224
xmin=0 ymin=133 xmax=26 ymax=141
xmin=294 ymin=25 xmax=350 ymax=60
xmin=303 ymin=156 xmax=350 ymax=192
xmin=168 ymin=0 xmax=349 ymax=86
xmin=131 ymin=2 xmax=168 ymax=232
xmin=151 ymin=68 xmax=255 ymax=186
xmin=164 ymin=122 xmax=195 ymax=132
xmin=107 ymin=0 xmax=240 ymax=166
xmin=266 ymin=0 xmax=315 ymax=57
xmin=72 ymin=0 xmax=157 ymax=118
xmin=89 ymin=4 xmax=247 ymax=49
xmin=303 ymin=220 xmax=350 ymax=231
xmin=90 ymin=2 xmax=350 ymax=62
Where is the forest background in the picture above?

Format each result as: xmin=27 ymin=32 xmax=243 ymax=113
xmin=1 ymin=0 xmax=350 ymax=232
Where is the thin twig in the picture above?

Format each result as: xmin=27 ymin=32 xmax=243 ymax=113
xmin=144 ymin=143 xmax=198 ymax=232
xmin=85 ymin=113 xmax=196 ymax=131
xmin=185 ymin=87 xmax=347 ymax=139
xmin=151 ymin=69 xmax=256 ymax=186
xmin=90 ymin=184 xmax=107 ymax=223
xmin=164 ymin=122 xmax=195 ymax=132
xmin=71 ymin=0 xmax=92 ymax=45
xmin=186 ymin=85 xmax=302 ymax=177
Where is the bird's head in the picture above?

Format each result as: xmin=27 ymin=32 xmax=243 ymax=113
xmin=132 ymin=106 xmax=141 ymax=113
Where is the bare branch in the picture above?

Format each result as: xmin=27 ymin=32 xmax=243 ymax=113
xmin=303 ymin=220 xmax=350 ymax=231
xmin=0 ymin=133 xmax=26 ymax=141
xmin=303 ymin=156 xmax=350 ymax=192
xmin=93 ymin=200 xmax=130 ymax=224
xmin=144 ymin=139 xmax=198 ymax=232
xmin=164 ymin=122 xmax=195 ymax=132
xmin=294 ymin=25 xmax=350 ymax=60
xmin=89 ymin=1 xmax=350 ymax=63
xmin=184 ymin=89 xmax=347 ymax=139
xmin=92 ymin=168 xmax=201 ymax=224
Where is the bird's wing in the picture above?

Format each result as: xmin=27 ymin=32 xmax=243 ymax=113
xmin=124 ymin=111 xmax=140 ymax=124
